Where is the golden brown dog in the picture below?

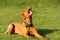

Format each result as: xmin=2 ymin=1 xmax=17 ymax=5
xmin=5 ymin=6 xmax=48 ymax=40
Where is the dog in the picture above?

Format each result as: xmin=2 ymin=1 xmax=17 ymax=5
xmin=5 ymin=6 xmax=48 ymax=40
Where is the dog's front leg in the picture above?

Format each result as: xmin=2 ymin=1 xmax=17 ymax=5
xmin=23 ymin=30 xmax=31 ymax=38
xmin=33 ymin=32 xmax=47 ymax=40
xmin=31 ymin=27 xmax=48 ymax=40
xmin=24 ymin=34 xmax=31 ymax=38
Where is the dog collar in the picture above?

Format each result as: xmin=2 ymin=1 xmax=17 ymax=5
xmin=24 ymin=21 xmax=33 ymax=28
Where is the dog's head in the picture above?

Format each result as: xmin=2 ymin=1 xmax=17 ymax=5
xmin=20 ymin=6 xmax=32 ymax=20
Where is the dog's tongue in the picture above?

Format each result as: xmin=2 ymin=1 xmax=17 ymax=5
xmin=29 ymin=11 xmax=32 ymax=15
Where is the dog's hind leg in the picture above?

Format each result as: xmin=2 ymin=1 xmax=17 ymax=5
xmin=4 ymin=24 xmax=14 ymax=34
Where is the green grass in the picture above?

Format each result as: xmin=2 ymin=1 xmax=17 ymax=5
xmin=0 ymin=0 xmax=60 ymax=40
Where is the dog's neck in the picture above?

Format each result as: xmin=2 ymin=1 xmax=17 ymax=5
xmin=24 ymin=21 xmax=33 ymax=28
xmin=24 ymin=16 xmax=33 ymax=28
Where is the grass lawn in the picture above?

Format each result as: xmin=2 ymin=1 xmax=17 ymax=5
xmin=0 ymin=0 xmax=60 ymax=40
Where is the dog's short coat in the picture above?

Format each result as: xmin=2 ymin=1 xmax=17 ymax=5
xmin=5 ymin=6 xmax=48 ymax=40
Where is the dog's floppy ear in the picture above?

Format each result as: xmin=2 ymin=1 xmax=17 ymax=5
xmin=20 ymin=14 xmax=25 ymax=19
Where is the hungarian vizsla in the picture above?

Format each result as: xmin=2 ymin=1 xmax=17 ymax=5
xmin=5 ymin=6 xmax=48 ymax=40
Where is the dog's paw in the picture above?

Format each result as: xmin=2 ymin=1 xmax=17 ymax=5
xmin=44 ymin=38 xmax=48 ymax=40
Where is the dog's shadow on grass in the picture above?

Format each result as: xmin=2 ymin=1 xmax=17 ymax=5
xmin=37 ymin=29 xmax=60 ymax=37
